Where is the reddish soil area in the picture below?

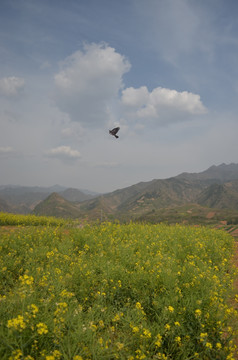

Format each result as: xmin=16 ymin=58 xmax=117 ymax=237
xmin=232 ymin=229 xmax=238 ymax=238
xmin=206 ymin=211 xmax=215 ymax=219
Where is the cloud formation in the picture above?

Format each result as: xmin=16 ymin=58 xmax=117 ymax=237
xmin=54 ymin=43 xmax=131 ymax=126
xmin=0 ymin=146 xmax=14 ymax=155
xmin=53 ymin=43 xmax=207 ymax=130
xmin=121 ymin=86 xmax=207 ymax=125
xmin=45 ymin=146 xmax=81 ymax=162
xmin=0 ymin=77 xmax=25 ymax=97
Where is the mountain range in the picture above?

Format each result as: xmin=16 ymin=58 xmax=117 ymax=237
xmin=0 ymin=185 xmax=98 ymax=214
xmin=75 ymin=163 xmax=238 ymax=222
xmin=1 ymin=163 xmax=238 ymax=224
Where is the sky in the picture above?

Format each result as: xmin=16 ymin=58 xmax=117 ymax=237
xmin=1 ymin=0 xmax=238 ymax=193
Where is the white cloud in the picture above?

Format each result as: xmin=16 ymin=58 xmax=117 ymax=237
xmin=0 ymin=146 xmax=14 ymax=155
xmin=54 ymin=43 xmax=131 ymax=126
xmin=45 ymin=146 xmax=81 ymax=161
xmin=53 ymin=42 xmax=207 ymax=131
xmin=122 ymin=86 xmax=207 ymax=125
xmin=122 ymin=86 xmax=149 ymax=107
xmin=0 ymin=77 xmax=25 ymax=96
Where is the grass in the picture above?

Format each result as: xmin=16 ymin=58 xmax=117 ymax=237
xmin=0 ymin=216 xmax=238 ymax=359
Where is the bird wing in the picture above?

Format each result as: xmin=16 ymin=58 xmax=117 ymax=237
xmin=112 ymin=127 xmax=120 ymax=134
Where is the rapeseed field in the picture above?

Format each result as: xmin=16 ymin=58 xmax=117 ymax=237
xmin=0 ymin=212 xmax=66 ymax=227
xmin=0 ymin=216 xmax=238 ymax=359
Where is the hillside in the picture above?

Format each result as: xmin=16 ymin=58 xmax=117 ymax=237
xmin=78 ymin=177 xmax=205 ymax=216
xmin=135 ymin=203 xmax=238 ymax=226
xmin=196 ymin=180 xmax=238 ymax=210
xmin=176 ymin=162 xmax=238 ymax=182
xmin=78 ymin=179 xmax=157 ymax=215
xmin=0 ymin=185 xmax=96 ymax=214
xmin=116 ymin=177 xmax=206 ymax=214
xmin=60 ymin=188 xmax=95 ymax=202
xmin=0 ymin=197 xmax=12 ymax=213
xmin=76 ymin=163 xmax=238 ymax=222
xmin=3 ymin=162 xmax=238 ymax=223
xmin=33 ymin=193 xmax=82 ymax=219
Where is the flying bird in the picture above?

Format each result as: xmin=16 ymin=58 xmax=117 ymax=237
xmin=109 ymin=127 xmax=120 ymax=139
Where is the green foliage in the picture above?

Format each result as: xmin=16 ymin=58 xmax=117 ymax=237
xmin=0 ymin=223 xmax=237 ymax=359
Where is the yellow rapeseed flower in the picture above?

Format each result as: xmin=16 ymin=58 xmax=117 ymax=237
xmin=52 ymin=350 xmax=61 ymax=359
xmin=60 ymin=289 xmax=74 ymax=298
xmin=140 ymin=328 xmax=151 ymax=338
xmin=98 ymin=320 xmax=104 ymax=327
xmin=135 ymin=302 xmax=143 ymax=310
xmin=195 ymin=309 xmax=202 ymax=317
xmin=116 ymin=342 xmax=124 ymax=350
xmin=89 ymin=322 xmax=97 ymax=331
xmin=98 ymin=337 xmax=103 ymax=345
xmin=132 ymin=326 xmax=139 ymax=333
xmin=155 ymin=334 xmax=162 ymax=347
xmin=19 ymin=274 xmax=34 ymax=285
xmin=36 ymin=322 xmax=48 ymax=335
xmin=7 ymin=315 xmax=26 ymax=332
xmin=135 ymin=302 xmax=146 ymax=315
xmin=112 ymin=312 xmax=123 ymax=322
xmin=200 ymin=332 xmax=208 ymax=340
xmin=9 ymin=349 xmax=23 ymax=360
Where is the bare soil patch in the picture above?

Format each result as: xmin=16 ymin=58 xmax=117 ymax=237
xmin=206 ymin=211 xmax=215 ymax=219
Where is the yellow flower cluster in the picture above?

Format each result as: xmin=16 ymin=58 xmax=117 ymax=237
xmin=7 ymin=315 xmax=26 ymax=332
xmin=36 ymin=322 xmax=48 ymax=335
xmin=19 ymin=274 xmax=34 ymax=286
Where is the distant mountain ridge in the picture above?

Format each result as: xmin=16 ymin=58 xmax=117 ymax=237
xmin=2 ymin=163 xmax=238 ymax=221
xmin=176 ymin=163 xmax=238 ymax=182
xmin=77 ymin=163 xmax=238 ymax=219
xmin=0 ymin=185 xmax=98 ymax=214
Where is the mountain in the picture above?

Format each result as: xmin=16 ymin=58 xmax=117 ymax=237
xmin=76 ymin=163 xmax=238 ymax=221
xmin=176 ymin=163 xmax=238 ymax=182
xmin=0 ymin=197 xmax=12 ymax=212
xmin=196 ymin=180 xmax=238 ymax=210
xmin=33 ymin=193 xmax=82 ymax=219
xmin=3 ymin=162 xmax=238 ymax=222
xmin=60 ymin=188 xmax=95 ymax=202
xmin=0 ymin=185 xmax=97 ymax=214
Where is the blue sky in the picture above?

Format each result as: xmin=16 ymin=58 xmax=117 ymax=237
xmin=1 ymin=0 xmax=238 ymax=192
